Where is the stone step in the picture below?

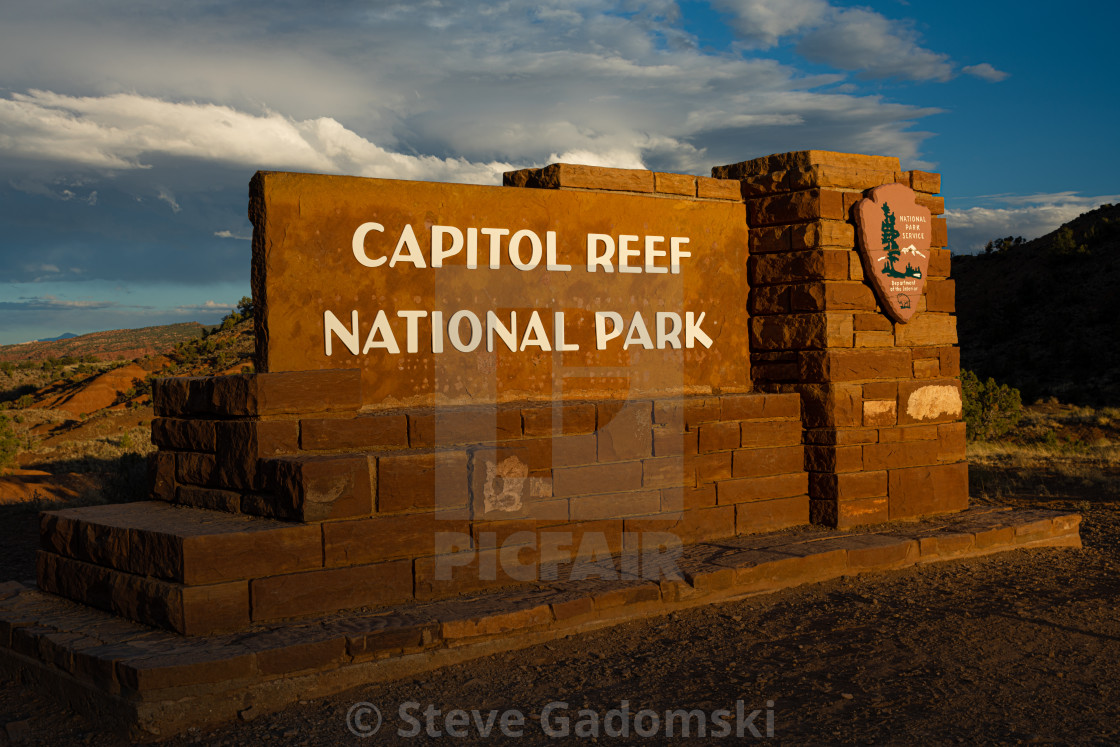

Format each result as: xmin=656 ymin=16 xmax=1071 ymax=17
xmin=39 ymin=501 xmax=323 ymax=586
xmin=6 ymin=506 xmax=1083 ymax=740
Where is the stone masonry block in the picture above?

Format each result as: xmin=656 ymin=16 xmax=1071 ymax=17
xmin=378 ymin=451 xmax=469 ymax=514
xmin=301 ymin=414 xmax=409 ymax=451
xmin=250 ymin=560 xmax=413 ymax=621
xmin=654 ymin=172 xmax=695 ymax=196
xmin=596 ymin=401 xmax=653 ymax=461
xmin=260 ymin=454 xmax=372 ymax=521
xmin=888 ymin=461 xmax=969 ymax=519
xmin=746 ymin=189 xmax=845 ymax=227
xmin=735 ymin=494 xmax=809 ymax=534
xmin=895 ymin=313 xmax=957 ymax=347
xmin=798 ymin=349 xmax=912 ymax=383
xmin=323 ymin=514 xmax=471 ymax=567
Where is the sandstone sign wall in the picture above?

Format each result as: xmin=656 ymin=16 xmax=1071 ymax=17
xmin=35 ymin=152 xmax=968 ymax=633
xmin=251 ymin=172 xmax=750 ymax=410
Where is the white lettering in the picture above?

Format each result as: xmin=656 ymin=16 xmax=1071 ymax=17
xmin=509 ymin=230 xmax=543 ymax=271
xmin=389 ymin=224 xmax=426 ymax=268
xmin=324 ymin=310 xmax=360 ymax=355
xmin=481 ymin=227 xmax=509 ymax=269
xmin=670 ymin=237 xmax=690 ymax=274
xmin=623 ymin=311 xmax=654 ymax=349
xmin=595 ymin=311 xmax=624 ymax=350
xmin=397 ymin=310 xmax=428 ymax=353
xmin=587 ymin=234 xmax=615 ymax=272
xmin=554 ymin=312 xmax=579 ymax=351
xmin=520 ymin=311 xmax=551 ymax=351
xmin=617 ymin=234 xmax=640 ymax=274
xmin=487 ymin=311 xmax=517 ymax=352
xmin=685 ymin=311 xmax=712 ymax=348
xmin=644 ymin=235 xmax=667 ymax=274
xmin=431 ymin=225 xmax=464 ymax=267
xmin=351 ymin=223 xmax=386 ymax=267
xmin=448 ymin=310 xmax=483 ymax=352
xmin=656 ymin=312 xmax=682 ymax=349
xmin=545 ymin=231 xmax=570 ymax=271
xmin=431 ymin=310 xmax=445 ymax=353
xmin=362 ymin=309 xmax=400 ymax=354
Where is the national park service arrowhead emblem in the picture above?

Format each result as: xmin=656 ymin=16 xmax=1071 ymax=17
xmin=855 ymin=183 xmax=932 ymax=324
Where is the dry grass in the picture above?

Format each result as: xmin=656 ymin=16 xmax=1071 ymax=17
xmin=968 ymin=403 xmax=1120 ymax=505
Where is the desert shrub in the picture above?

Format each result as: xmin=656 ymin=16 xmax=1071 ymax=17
xmin=961 ymin=369 xmax=1023 ymax=441
xmin=0 ymin=414 xmax=18 ymax=471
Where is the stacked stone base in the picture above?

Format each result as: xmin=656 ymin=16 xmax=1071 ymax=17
xmin=38 ymin=371 xmax=813 ymax=635
xmin=4 ymin=508 xmax=1082 ymax=740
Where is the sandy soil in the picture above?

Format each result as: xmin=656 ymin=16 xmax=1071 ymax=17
xmin=0 ymin=489 xmax=1116 ymax=745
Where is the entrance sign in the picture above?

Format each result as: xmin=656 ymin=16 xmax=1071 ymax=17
xmin=854 ymin=183 xmax=932 ymax=323
xmin=250 ymin=172 xmax=749 ymax=409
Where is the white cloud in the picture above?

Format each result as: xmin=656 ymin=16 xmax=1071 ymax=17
xmin=962 ymin=63 xmax=1009 ymax=82
xmin=796 ymin=8 xmax=953 ymax=82
xmin=0 ymin=91 xmax=512 ymax=185
xmin=714 ymin=0 xmax=955 ymax=81
xmin=173 ymin=300 xmax=236 ymax=313
xmin=156 ymin=186 xmax=181 ymax=213
xmin=710 ymin=0 xmax=829 ymax=47
xmin=214 ymin=230 xmax=251 ymax=240
xmin=945 ymin=193 xmax=1120 ymax=253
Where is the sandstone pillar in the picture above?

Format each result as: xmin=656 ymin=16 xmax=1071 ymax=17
xmin=713 ymin=151 xmax=967 ymax=527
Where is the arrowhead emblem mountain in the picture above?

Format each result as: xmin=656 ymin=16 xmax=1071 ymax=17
xmin=854 ymin=183 xmax=932 ymax=324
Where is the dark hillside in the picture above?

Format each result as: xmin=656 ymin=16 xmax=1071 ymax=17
xmin=954 ymin=202 xmax=1120 ymax=404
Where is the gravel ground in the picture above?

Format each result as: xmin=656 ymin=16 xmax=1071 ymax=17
xmin=1 ymin=493 xmax=1116 ymax=746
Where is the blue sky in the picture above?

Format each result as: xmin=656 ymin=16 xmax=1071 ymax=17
xmin=1 ymin=0 xmax=1117 ymax=345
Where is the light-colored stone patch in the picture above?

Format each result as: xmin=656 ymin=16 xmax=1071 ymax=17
xmin=863 ymin=400 xmax=896 ymax=427
xmin=906 ymin=385 xmax=962 ymax=421
xmin=483 ymin=456 xmax=528 ymax=513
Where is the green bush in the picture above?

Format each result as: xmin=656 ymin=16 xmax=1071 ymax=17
xmin=0 ymin=414 xmax=18 ymax=471
xmin=961 ymin=369 xmax=1023 ymax=441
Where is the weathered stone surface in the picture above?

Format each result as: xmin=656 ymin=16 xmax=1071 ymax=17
xmin=888 ymin=461 xmax=969 ymax=519
xmin=259 ymin=454 xmax=372 ymax=521
xmin=717 ymin=472 xmax=808 ymax=505
xmin=713 ymin=151 xmax=900 ymax=179
xmin=37 ymin=551 xmax=250 ymax=635
xmin=377 ymin=451 xmax=469 ymax=513
xmin=735 ymin=495 xmax=809 ymax=534
xmin=250 ymin=560 xmax=413 ymax=621
xmin=301 ymin=414 xmax=408 ymax=451
xmin=409 ymin=408 xmax=523 ymax=447
xmin=521 ymin=403 xmax=596 ymax=436
xmin=695 ymin=177 xmax=742 ymax=201
xmin=731 ymin=445 xmax=804 ymax=479
xmin=41 ymin=501 xmax=323 ymax=585
xmin=596 ymin=401 xmax=653 ymax=461
xmin=799 ymin=349 xmax=912 ymax=383
xmin=151 ymin=418 xmax=216 ymax=452
xmin=653 ymin=172 xmax=695 ymax=196
xmin=214 ymin=419 xmax=300 ymax=491
xmin=323 ymin=514 xmax=470 ymax=567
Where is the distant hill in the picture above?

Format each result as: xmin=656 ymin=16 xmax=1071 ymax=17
xmin=954 ymin=202 xmax=1120 ymax=405
xmin=0 ymin=322 xmax=206 ymax=363
xmin=37 ymin=333 xmax=78 ymax=342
